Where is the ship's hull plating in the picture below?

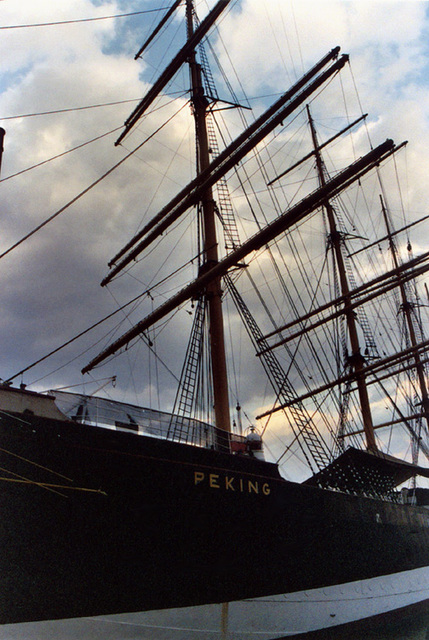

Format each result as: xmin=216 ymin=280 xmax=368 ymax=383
xmin=1 ymin=568 xmax=428 ymax=638
xmin=0 ymin=410 xmax=428 ymax=635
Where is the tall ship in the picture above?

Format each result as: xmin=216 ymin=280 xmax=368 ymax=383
xmin=1 ymin=1 xmax=429 ymax=637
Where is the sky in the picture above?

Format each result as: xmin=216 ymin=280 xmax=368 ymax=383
xmin=2 ymin=0 xmax=429 ymax=637
xmin=0 ymin=1 xmax=429 ymax=432
xmin=1 ymin=0 xmax=429 ymax=436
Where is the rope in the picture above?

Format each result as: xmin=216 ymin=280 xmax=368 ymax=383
xmin=0 ymin=446 xmax=73 ymax=481
xmin=0 ymin=474 xmax=107 ymax=496
xmin=0 ymin=8 xmax=171 ymax=30
xmin=0 ymin=100 xmax=189 ymax=263
xmin=0 ymin=466 xmax=67 ymax=497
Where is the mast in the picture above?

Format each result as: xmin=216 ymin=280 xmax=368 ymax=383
xmin=115 ymin=0 xmax=231 ymax=146
xmin=82 ymin=138 xmax=399 ymax=375
xmin=134 ymin=0 xmax=182 ymax=60
xmin=186 ymin=0 xmax=231 ymax=440
xmin=0 ymin=128 xmax=5 ymax=177
xmin=307 ymin=105 xmax=377 ymax=452
xmin=104 ymin=48 xmax=347 ymax=284
xmin=380 ymin=194 xmax=429 ymax=436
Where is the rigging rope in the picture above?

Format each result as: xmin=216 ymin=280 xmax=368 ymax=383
xmin=200 ymin=42 xmax=352 ymax=453
xmin=0 ymin=99 xmax=189 ymax=263
xmin=1 ymin=8 xmax=172 ymax=30
xmin=0 ymin=126 xmax=122 ymax=183
xmin=1 ymin=100 xmax=139 ymax=123
xmin=0 ymin=446 xmax=73 ymax=481
xmin=0 ymin=476 xmax=107 ymax=497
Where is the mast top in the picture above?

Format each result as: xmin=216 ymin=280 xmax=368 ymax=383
xmin=115 ymin=0 xmax=232 ymax=146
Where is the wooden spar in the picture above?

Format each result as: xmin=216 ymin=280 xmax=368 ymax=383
xmin=267 ymin=113 xmax=368 ymax=186
xmin=375 ymin=380 xmax=429 ymax=461
xmin=347 ymin=354 xmax=429 ymax=395
xmin=258 ymin=258 xmax=429 ymax=353
xmin=256 ymin=338 xmax=429 ymax=419
xmin=134 ymin=0 xmax=182 ymax=60
xmin=106 ymin=55 xmax=346 ymax=283
xmin=82 ymin=138 xmax=398 ymax=374
xmin=345 ymin=412 xmax=429 ymax=437
xmin=115 ymin=0 xmax=232 ymax=146
xmin=186 ymin=0 xmax=231 ymax=436
xmin=0 ymin=128 xmax=5 ymax=177
xmin=262 ymin=249 xmax=429 ymax=342
xmin=348 ymin=212 xmax=429 ymax=258
xmin=343 ymin=385 xmax=429 ymax=460
xmin=307 ymin=105 xmax=376 ymax=451
xmin=108 ymin=46 xmax=341 ymax=268
xmin=104 ymin=48 xmax=345 ymax=281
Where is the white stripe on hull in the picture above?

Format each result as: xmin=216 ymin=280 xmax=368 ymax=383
xmin=1 ymin=566 xmax=429 ymax=639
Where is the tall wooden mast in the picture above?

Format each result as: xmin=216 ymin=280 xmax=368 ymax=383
xmin=186 ymin=0 xmax=231 ymax=443
xmin=307 ymin=105 xmax=377 ymax=452
xmin=0 ymin=128 xmax=5 ymax=177
xmin=380 ymin=194 xmax=429 ymax=436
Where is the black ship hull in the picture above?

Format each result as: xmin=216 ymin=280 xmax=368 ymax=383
xmin=1 ymin=399 xmax=428 ymax=636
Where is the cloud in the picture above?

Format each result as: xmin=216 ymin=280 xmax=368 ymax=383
xmin=0 ymin=1 xmax=200 ymax=394
xmin=1 ymin=0 xmax=428 ymax=423
xmin=0 ymin=4 xmax=428 ymax=438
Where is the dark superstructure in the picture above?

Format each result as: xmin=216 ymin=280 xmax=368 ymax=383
xmin=1 ymin=386 xmax=428 ymax=628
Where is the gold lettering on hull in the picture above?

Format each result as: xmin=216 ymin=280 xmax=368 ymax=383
xmin=194 ymin=471 xmax=270 ymax=496
xmin=209 ymin=474 xmax=220 ymax=488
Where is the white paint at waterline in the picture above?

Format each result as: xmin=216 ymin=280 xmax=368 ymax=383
xmin=1 ymin=566 xmax=428 ymax=639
